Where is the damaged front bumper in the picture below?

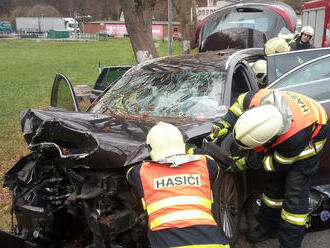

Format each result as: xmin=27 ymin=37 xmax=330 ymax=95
xmin=0 ymin=229 xmax=36 ymax=248
xmin=307 ymin=185 xmax=330 ymax=231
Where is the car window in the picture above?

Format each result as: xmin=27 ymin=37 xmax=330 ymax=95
xmin=270 ymin=55 xmax=330 ymax=101
xmin=94 ymin=67 xmax=131 ymax=91
xmin=267 ymin=49 xmax=330 ymax=83
xmin=199 ymin=7 xmax=285 ymax=44
xmin=90 ymin=67 xmax=227 ymax=119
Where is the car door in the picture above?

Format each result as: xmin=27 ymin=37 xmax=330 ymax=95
xmin=223 ymin=49 xmax=264 ymax=105
xmin=267 ymin=47 xmax=330 ymax=84
xmin=50 ymin=73 xmax=80 ymax=112
xmin=268 ymin=54 xmax=330 ymax=185
xmin=90 ymin=66 xmax=132 ymax=103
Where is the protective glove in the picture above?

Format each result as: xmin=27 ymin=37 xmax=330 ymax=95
xmin=226 ymin=156 xmax=247 ymax=172
xmin=186 ymin=144 xmax=204 ymax=155
xmin=186 ymin=144 xmax=197 ymax=155
xmin=209 ymin=120 xmax=231 ymax=141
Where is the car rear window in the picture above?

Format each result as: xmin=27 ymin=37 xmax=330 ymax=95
xmin=199 ymin=7 xmax=285 ymax=44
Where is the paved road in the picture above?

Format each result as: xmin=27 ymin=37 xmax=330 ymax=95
xmin=234 ymin=228 xmax=330 ymax=248
xmin=233 ymin=212 xmax=330 ymax=248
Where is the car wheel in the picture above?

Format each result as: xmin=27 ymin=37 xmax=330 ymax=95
xmin=213 ymin=171 xmax=243 ymax=245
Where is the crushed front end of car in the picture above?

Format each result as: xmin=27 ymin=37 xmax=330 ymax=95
xmin=2 ymin=109 xmax=151 ymax=248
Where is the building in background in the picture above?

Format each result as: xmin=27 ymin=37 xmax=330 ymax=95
xmin=84 ymin=20 xmax=181 ymax=40
xmin=194 ymin=0 xmax=238 ymax=22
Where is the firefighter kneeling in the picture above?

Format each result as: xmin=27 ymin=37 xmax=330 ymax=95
xmin=210 ymin=89 xmax=328 ymax=248
xmin=127 ymin=121 xmax=230 ymax=248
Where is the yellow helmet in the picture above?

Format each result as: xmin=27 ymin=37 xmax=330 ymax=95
xmin=301 ymin=26 xmax=314 ymax=37
xmin=252 ymin=60 xmax=267 ymax=85
xmin=233 ymin=105 xmax=283 ymax=149
xmin=146 ymin=122 xmax=185 ymax=161
xmin=264 ymin=37 xmax=290 ymax=55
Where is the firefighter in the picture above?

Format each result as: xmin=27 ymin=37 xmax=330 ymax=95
xmin=263 ymin=37 xmax=291 ymax=78
xmin=209 ymin=89 xmax=328 ymax=248
xmin=264 ymin=37 xmax=290 ymax=55
xmin=126 ymin=121 xmax=230 ymax=248
xmin=251 ymin=59 xmax=267 ymax=87
xmin=289 ymin=26 xmax=315 ymax=51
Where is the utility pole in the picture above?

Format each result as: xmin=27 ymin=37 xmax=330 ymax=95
xmin=168 ymin=0 xmax=173 ymax=56
xmin=74 ymin=10 xmax=77 ymax=39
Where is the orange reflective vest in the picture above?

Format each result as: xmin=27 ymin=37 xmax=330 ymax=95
xmin=250 ymin=89 xmax=328 ymax=152
xmin=140 ymin=156 xmax=217 ymax=231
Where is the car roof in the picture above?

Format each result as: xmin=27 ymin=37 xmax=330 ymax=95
xmin=125 ymin=48 xmax=264 ymax=75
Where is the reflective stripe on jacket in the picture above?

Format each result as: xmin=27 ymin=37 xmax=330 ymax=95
xmin=250 ymin=89 xmax=328 ymax=152
xmin=140 ymin=156 xmax=217 ymax=231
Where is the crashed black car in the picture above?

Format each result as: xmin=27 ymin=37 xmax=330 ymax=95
xmin=1 ymin=49 xmax=266 ymax=248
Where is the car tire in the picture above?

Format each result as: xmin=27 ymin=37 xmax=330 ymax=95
xmin=213 ymin=171 xmax=243 ymax=245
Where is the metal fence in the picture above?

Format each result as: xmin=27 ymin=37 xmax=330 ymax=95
xmin=0 ymin=31 xmax=109 ymax=41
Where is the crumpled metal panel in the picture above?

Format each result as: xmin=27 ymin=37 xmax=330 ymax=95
xmin=20 ymin=109 xmax=213 ymax=169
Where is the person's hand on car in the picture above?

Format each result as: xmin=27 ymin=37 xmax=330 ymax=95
xmin=226 ymin=156 xmax=247 ymax=172
xmin=209 ymin=120 xmax=231 ymax=141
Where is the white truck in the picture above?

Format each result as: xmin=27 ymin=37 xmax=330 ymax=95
xmin=16 ymin=17 xmax=65 ymax=33
xmin=63 ymin=18 xmax=80 ymax=33
xmin=16 ymin=17 xmax=80 ymax=33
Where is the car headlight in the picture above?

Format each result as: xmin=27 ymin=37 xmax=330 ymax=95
xmin=309 ymin=191 xmax=321 ymax=211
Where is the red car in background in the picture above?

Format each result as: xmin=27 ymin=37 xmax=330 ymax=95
xmin=196 ymin=0 xmax=297 ymax=52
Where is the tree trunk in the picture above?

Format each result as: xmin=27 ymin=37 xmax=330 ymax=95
xmin=120 ymin=0 xmax=159 ymax=63
xmin=173 ymin=0 xmax=198 ymax=54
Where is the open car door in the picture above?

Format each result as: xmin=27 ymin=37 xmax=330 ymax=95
xmin=50 ymin=73 xmax=80 ymax=112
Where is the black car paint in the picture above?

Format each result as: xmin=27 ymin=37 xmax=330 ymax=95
xmin=5 ymin=47 xmax=330 ymax=247
xmin=2 ymin=49 xmax=265 ymax=247
xmin=19 ymin=108 xmax=212 ymax=169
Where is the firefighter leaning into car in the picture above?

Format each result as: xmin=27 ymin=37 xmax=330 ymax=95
xmin=126 ymin=121 xmax=230 ymax=248
xmin=264 ymin=37 xmax=291 ymax=79
xmin=264 ymin=37 xmax=290 ymax=56
xmin=209 ymin=89 xmax=328 ymax=248
xmin=251 ymin=59 xmax=267 ymax=88
xmin=289 ymin=25 xmax=315 ymax=51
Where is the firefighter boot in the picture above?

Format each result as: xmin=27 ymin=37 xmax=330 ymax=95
xmin=246 ymin=225 xmax=278 ymax=243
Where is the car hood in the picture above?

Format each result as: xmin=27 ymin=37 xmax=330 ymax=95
xmin=20 ymin=109 xmax=214 ymax=169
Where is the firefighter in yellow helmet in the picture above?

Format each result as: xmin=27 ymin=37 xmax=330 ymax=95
xmin=289 ymin=26 xmax=315 ymax=51
xmin=251 ymin=60 xmax=267 ymax=87
xmin=209 ymin=89 xmax=328 ymax=248
xmin=264 ymin=37 xmax=290 ymax=55
xmin=263 ymin=37 xmax=291 ymax=78
xmin=126 ymin=122 xmax=230 ymax=248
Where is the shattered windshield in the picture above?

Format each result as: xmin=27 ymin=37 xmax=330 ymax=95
xmin=90 ymin=64 xmax=226 ymax=119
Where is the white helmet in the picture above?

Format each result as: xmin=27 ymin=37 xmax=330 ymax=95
xmin=146 ymin=122 xmax=185 ymax=161
xmin=265 ymin=37 xmax=290 ymax=55
xmin=278 ymin=32 xmax=294 ymax=42
xmin=252 ymin=60 xmax=267 ymax=85
xmin=277 ymin=27 xmax=294 ymax=42
xmin=301 ymin=26 xmax=314 ymax=37
xmin=233 ymin=105 xmax=284 ymax=149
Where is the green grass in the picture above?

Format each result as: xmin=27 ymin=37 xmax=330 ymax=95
xmin=0 ymin=38 xmax=182 ymax=231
